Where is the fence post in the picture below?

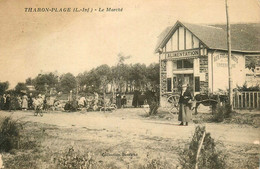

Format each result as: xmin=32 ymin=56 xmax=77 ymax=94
xmin=195 ymin=130 xmax=206 ymax=169
xmin=256 ymin=92 xmax=260 ymax=109
xmin=249 ymin=92 xmax=251 ymax=109
xmin=252 ymin=92 xmax=255 ymax=109
xmin=245 ymin=92 xmax=247 ymax=109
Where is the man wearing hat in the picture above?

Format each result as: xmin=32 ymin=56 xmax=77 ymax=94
xmin=178 ymin=84 xmax=192 ymax=126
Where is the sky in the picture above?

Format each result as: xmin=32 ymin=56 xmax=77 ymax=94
xmin=0 ymin=0 xmax=260 ymax=88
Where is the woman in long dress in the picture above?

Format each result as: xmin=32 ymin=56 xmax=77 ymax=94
xmin=178 ymin=84 xmax=192 ymax=126
xmin=22 ymin=94 xmax=28 ymax=110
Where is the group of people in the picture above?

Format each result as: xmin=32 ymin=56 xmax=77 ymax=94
xmin=0 ymin=94 xmax=32 ymax=111
xmin=1 ymin=85 xmax=193 ymax=126
xmin=64 ymin=90 xmax=127 ymax=112
xmin=115 ymin=89 xmax=127 ymax=109
xmin=0 ymin=93 xmax=50 ymax=112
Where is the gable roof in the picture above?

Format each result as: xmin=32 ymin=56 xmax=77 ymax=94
xmin=155 ymin=21 xmax=260 ymax=53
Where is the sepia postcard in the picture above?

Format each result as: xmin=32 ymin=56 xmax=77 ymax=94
xmin=0 ymin=0 xmax=259 ymax=168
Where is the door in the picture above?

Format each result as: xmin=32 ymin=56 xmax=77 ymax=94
xmin=176 ymin=74 xmax=194 ymax=93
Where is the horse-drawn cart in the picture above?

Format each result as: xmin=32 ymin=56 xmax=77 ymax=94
xmin=163 ymin=92 xmax=228 ymax=114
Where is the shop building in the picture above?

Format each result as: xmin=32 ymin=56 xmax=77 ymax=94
xmin=155 ymin=21 xmax=260 ymax=106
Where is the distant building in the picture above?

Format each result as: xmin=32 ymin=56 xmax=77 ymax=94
xmin=155 ymin=21 xmax=260 ymax=106
xmin=26 ymin=85 xmax=36 ymax=92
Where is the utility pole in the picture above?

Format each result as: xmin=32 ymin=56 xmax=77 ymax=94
xmin=225 ymin=0 xmax=233 ymax=110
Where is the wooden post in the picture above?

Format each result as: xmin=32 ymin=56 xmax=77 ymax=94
xmin=195 ymin=130 xmax=206 ymax=169
xmin=241 ymin=92 xmax=244 ymax=108
xmin=225 ymin=0 xmax=233 ymax=110
xmin=236 ymin=91 xmax=239 ymax=109
xmin=256 ymin=92 xmax=259 ymax=109
xmin=246 ymin=93 xmax=248 ymax=108
xmin=103 ymin=92 xmax=106 ymax=112
xmin=159 ymin=53 xmax=162 ymax=106
xmin=253 ymin=92 xmax=255 ymax=109
xmin=249 ymin=92 xmax=251 ymax=109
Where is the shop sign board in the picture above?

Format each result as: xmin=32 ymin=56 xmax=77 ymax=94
xmin=165 ymin=49 xmax=199 ymax=59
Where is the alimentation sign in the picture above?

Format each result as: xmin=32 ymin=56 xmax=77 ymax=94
xmin=166 ymin=49 xmax=199 ymax=58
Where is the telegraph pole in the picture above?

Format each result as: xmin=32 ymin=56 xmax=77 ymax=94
xmin=225 ymin=0 xmax=233 ymax=109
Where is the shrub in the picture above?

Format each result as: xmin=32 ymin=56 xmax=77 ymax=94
xmin=178 ymin=126 xmax=227 ymax=169
xmin=211 ymin=103 xmax=233 ymax=122
xmin=149 ymin=101 xmax=159 ymax=116
xmin=0 ymin=116 xmax=22 ymax=152
xmin=236 ymin=83 xmax=260 ymax=91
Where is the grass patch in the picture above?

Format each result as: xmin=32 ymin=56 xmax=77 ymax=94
xmin=54 ymin=147 xmax=120 ymax=169
xmin=224 ymin=113 xmax=260 ymax=127
xmin=137 ymin=158 xmax=172 ymax=169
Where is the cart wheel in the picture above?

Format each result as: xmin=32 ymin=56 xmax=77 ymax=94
xmin=111 ymin=104 xmax=117 ymax=110
xmin=167 ymin=95 xmax=180 ymax=111
xmin=39 ymin=110 xmax=43 ymax=117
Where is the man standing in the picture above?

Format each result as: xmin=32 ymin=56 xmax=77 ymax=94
xmin=28 ymin=93 xmax=33 ymax=110
xmin=116 ymin=89 xmax=121 ymax=109
xmin=5 ymin=94 xmax=11 ymax=111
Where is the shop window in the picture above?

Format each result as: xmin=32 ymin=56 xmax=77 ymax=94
xmin=177 ymin=60 xmax=182 ymax=69
xmin=176 ymin=59 xmax=193 ymax=69
xmin=167 ymin=78 xmax=172 ymax=92
xmin=183 ymin=59 xmax=193 ymax=68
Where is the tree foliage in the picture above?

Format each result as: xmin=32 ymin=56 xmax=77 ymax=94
xmin=15 ymin=82 xmax=28 ymax=94
xmin=34 ymin=73 xmax=59 ymax=92
xmin=12 ymin=54 xmax=160 ymax=94
xmin=0 ymin=81 xmax=9 ymax=95
xmin=59 ymin=73 xmax=77 ymax=93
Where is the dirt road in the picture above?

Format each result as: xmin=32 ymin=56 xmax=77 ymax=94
xmin=2 ymin=108 xmax=259 ymax=143
xmin=1 ymin=108 xmax=259 ymax=168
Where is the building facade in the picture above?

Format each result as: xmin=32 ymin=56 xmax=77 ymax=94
xmin=155 ymin=21 xmax=260 ymax=106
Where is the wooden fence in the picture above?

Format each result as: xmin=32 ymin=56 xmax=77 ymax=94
xmin=233 ymin=91 xmax=260 ymax=109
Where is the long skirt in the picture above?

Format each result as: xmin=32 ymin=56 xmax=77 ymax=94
xmin=22 ymin=99 xmax=28 ymax=109
xmin=178 ymin=104 xmax=192 ymax=122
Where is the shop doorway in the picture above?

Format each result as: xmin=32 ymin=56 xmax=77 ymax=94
xmin=173 ymin=74 xmax=194 ymax=93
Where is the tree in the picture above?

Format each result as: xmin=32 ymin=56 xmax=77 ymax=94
xmin=77 ymin=64 xmax=112 ymax=93
xmin=129 ymin=63 xmax=147 ymax=90
xmin=0 ymin=81 xmax=9 ymax=95
xmin=59 ymin=73 xmax=77 ymax=93
xmin=34 ymin=72 xmax=59 ymax=92
xmin=111 ymin=53 xmax=132 ymax=92
xmin=15 ymin=82 xmax=28 ymax=94
xmin=246 ymin=56 xmax=259 ymax=72
xmin=146 ymin=63 xmax=160 ymax=90
xmin=25 ymin=77 xmax=34 ymax=85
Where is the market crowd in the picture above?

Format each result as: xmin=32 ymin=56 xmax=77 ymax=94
xmin=0 ymin=93 xmax=51 ymax=111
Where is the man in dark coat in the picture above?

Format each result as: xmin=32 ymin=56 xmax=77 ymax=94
xmin=132 ymin=90 xmax=140 ymax=108
xmin=28 ymin=93 xmax=33 ymax=110
xmin=115 ymin=89 xmax=121 ymax=109
xmin=5 ymin=94 xmax=11 ymax=111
